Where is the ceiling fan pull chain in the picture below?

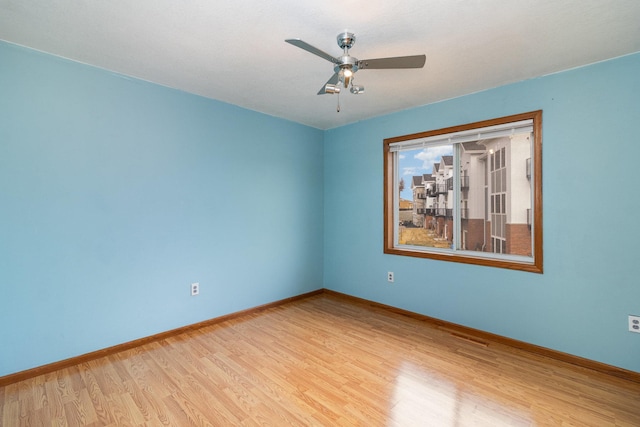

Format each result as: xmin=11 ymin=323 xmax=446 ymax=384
xmin=337 ymin=92 xmax=341 ymax=112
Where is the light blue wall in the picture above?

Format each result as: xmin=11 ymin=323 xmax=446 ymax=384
xmin=0 ymin=42 xmax=324 ymax=376
xmin=324 ymin=53 xmax=640 ymax=373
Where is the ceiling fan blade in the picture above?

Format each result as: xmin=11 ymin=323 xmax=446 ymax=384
xmin=358 ymin=54 xmax=426 ymax=70
xmin=285 ymin=39 xmax=338 ymax=64
xmin=317 ymin=73 xmax=340 ymax=95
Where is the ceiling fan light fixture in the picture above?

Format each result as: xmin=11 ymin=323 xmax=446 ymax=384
xmin=339 ymin=67 xmax=353 ymax=88
xmin=324 ymin=84 xmax=341 ymax=94
xmin=350 ymin=85 xmax=364 ymax=94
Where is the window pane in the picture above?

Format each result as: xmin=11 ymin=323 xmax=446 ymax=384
xmin=501 ymin=168 xmax=507 ymax=192
xmin=396 ymin=145 xmax=453 ymax=249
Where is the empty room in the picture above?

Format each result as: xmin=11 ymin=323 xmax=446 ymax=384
xmin=1 ymin=1 xmax=640 ymax=425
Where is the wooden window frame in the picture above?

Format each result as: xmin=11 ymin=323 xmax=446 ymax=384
xmin=383 ymin=111 xmax=543 ymax=273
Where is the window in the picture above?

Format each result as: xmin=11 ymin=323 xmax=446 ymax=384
xmin=383 ymin=111 xmax=542 ymax=273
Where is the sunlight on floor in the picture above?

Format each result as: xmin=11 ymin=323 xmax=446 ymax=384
xmin=389 ymin=361 xmax=533 ymax=426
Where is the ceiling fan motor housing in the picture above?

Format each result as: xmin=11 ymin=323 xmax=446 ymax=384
xmin=334 ymin=55 xmax=359 ymax=74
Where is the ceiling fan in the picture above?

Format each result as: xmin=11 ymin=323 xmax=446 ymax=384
xmin=285 ymin=31 xmax=426 ymax=97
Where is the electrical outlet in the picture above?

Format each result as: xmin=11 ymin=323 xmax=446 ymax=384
xmin=387 ymin=272 xmax=394 ymax=283
xmin=629 ymin=315 xmax=640 ymax=333
xmin=191 ymin=282 xmax=200 ymax=296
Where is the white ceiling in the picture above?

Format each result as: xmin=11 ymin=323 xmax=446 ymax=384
xmin=1 ymin=1 xmax=639 ymax=130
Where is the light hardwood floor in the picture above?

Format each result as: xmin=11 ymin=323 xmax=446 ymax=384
xmin=2 ymin=293 xmax=639 ymax=426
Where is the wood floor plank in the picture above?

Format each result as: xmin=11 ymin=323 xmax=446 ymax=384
xmin=79 ymin=362 xmax=116 ymax=426
xmin=0 ymin=384 xmax=4 ymax=423
xmin=2 ymin=294 xmax=639 ymax=426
